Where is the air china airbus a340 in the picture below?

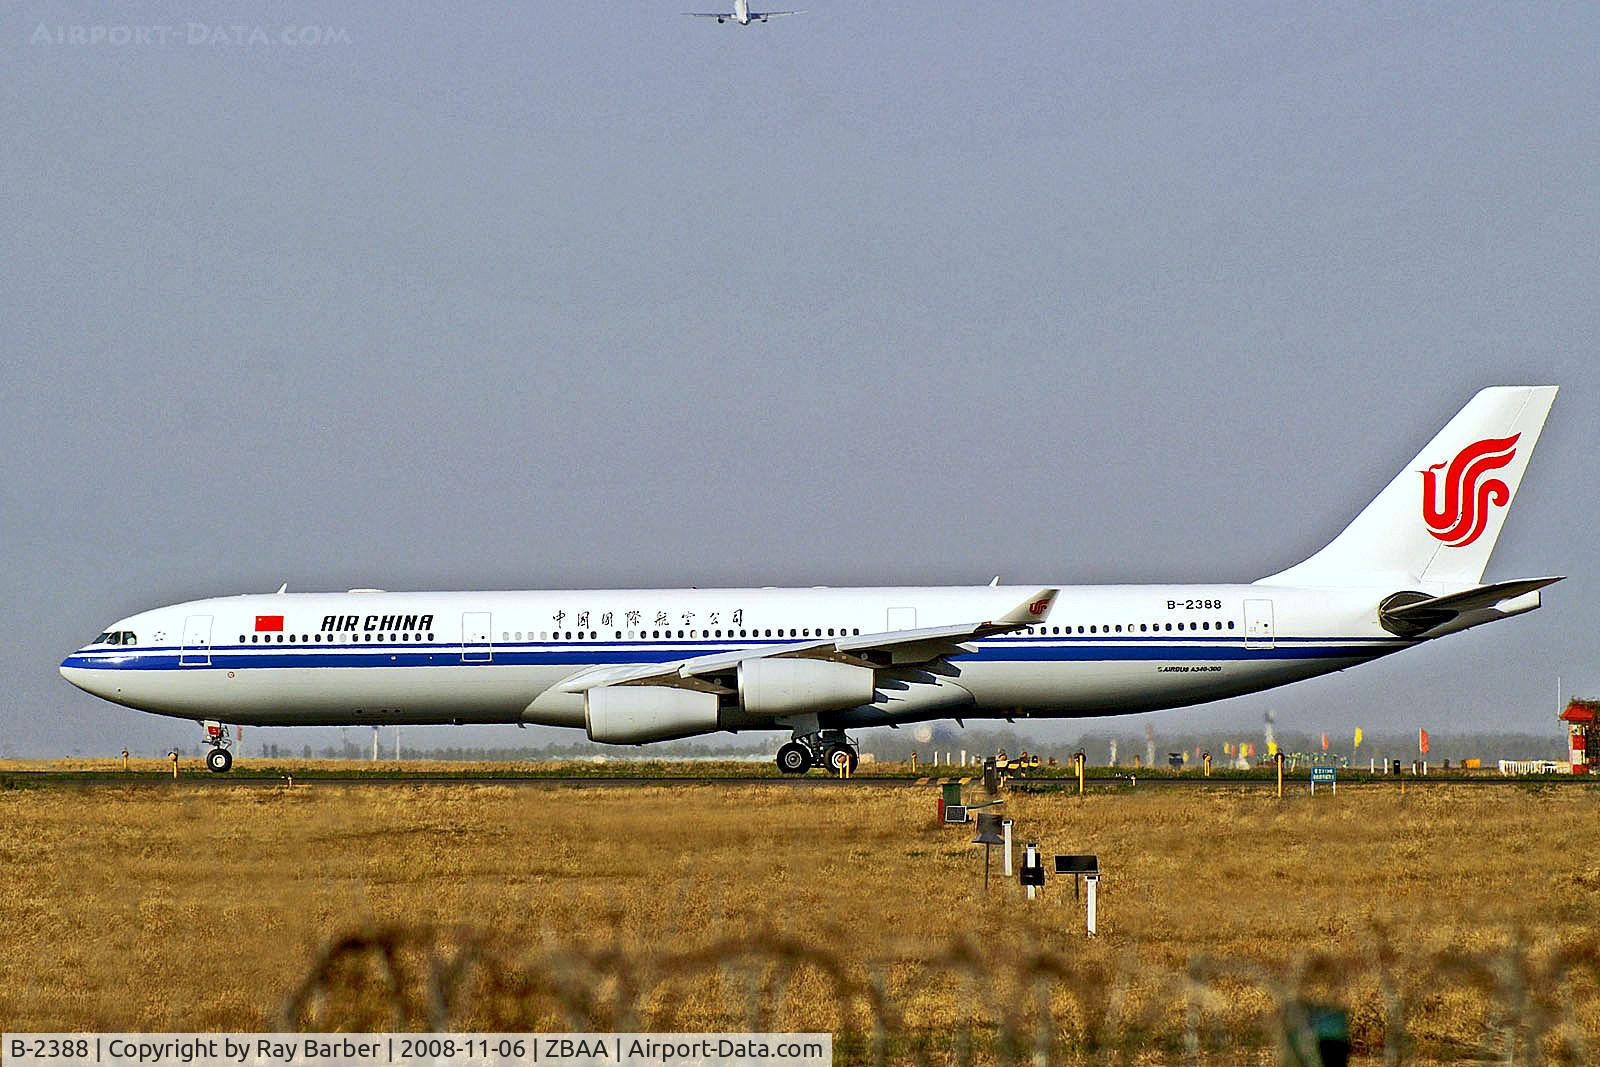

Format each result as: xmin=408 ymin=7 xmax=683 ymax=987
xmin=63 ymin=387 xmax=1560 ymax=774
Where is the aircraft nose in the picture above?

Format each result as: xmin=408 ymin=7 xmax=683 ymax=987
xmin=60 ymin=654 xmax=110 ymax=698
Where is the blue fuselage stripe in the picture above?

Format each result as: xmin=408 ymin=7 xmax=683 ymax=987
xmin=61 ymin=637 xmax=1403 ymax=671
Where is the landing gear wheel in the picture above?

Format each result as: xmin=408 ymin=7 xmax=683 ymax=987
xmin=777 ymin=742 xmax=812 ymax=775
xmin=824 ymin=745 xmax=857 ymax=776
xmin=206 ymin=747 xmax=233 ymax=774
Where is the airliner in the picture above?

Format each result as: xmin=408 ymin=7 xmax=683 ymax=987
xmin=687 ymin=0 xmax=799 ymax=24
xmin=62 ymin=387 xmax=1560 ymax=774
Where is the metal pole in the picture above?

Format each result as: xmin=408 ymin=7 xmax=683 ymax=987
xmin=1086 ymin=874 xmax=1098 ymax=935
xmin=1276 ymin=752 xmax=1284 ymax=799
xmin=1024 ymin=842 xmax=1039 ymax=901
xmin=1075 ymin=751 xmax=1085 ymax=796
xmin=1002 ymin=819 xmax=1013 ymax=877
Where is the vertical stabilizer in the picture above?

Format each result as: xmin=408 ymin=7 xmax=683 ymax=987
xmin=1261 ymin=386 xmax=1557 ymax=588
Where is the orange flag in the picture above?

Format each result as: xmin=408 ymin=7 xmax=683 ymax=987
xmin=1321 ymin=733 xmax=1329 ymax=752
xmin=1419 ymin=728 xmax=1430 ymax=754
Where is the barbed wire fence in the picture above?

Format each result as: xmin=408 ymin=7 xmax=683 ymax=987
xmin=280 ymin=924 xmax=1600 ymax=1065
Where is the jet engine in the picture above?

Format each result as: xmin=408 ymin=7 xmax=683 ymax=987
xmin=585 ymin=685 xmax=720 ymax=744
xmin=737 ymin=658 xmax=875 ymax=717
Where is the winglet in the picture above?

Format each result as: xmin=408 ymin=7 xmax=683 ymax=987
xmin=994 ymin=588 xmax=1059 ymax=626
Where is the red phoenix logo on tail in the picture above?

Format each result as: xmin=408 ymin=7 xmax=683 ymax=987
xmin=1420 ymin=434 xmax=1519 ymax=547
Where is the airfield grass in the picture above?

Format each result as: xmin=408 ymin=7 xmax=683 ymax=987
xmin=2 ymin=768 xmax=1599 ymax=1063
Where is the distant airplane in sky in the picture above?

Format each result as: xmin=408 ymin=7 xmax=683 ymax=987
xmin=687 ymin=0 xmax=800 ymax=24
xmin=61 ymin=387 xmax=1560 ymax=775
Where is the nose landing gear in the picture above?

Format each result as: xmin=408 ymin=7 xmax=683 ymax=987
xmin=202 ymin=720 xmax=234 ymax=773
xmin=774 ymin=730 xmax=859 ymax=776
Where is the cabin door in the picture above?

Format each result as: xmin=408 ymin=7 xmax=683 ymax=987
xmin=461 ymin=612 xmax=493 ymax=663
xmin=886 ymin=606 xmax=916 ymax=632
xmin=180 ymin=614 xmax=213 ymax=666
xmin=1243 ymin=599 xmax=1275 ymax=649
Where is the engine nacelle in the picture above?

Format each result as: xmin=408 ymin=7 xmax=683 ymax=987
xmin=584 ymin=685 xmax=721 ymax=744
xmin=738 ymin=658 xmax=876 ymax=718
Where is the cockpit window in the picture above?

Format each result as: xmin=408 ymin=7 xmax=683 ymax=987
xmin=95 ymin=632 xmax=115 ymax=645
xmin=120 ymin=631 xmax=137 ymax=645
xmin=93 ymin=631 xmax=137 ymax=646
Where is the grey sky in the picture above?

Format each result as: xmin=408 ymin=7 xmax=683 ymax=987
xmin=3 ymin=3 xmax=1596 ymax=756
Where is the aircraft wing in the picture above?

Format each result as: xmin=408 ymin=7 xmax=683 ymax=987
xmin=752 ymin=9 xmax=802 ymax=16
xmin=554 ymin=587 xmax=1059 ymax=695
xmin=685 ymin=12 xmax=732 ymax=16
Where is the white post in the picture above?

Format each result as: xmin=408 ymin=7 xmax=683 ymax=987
xmin=1422 ymin=760 xmax=1428 ymax=776
xmin=1002 ymin=819 xmax=1013 ymax=877
xmin=1086 ymin=875 xmax=1098 ymax=935
xmin=394 ymin=728 xmax=401 ymax=761
xmin=371 ymin=726 xmax=379 ymax=762
xmin=1370 ymin=757 xmax=1375 ymax=774
xmin=961 ymin=750 xmax=968 ymax=767
xmin=1023 ymin=842 xmax=1038 ymax=900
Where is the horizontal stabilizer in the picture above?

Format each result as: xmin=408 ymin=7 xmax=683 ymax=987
xmin=1380 ymin=576 xmax=1563 ymax=637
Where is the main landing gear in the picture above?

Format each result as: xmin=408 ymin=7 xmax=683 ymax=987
xmin=776 ymin=730 xmax=859 ymax=776
xmin=203 ymin=720 xmax=233 ymax=773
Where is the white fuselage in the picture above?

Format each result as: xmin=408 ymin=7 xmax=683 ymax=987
xmin=60 ymin=582 xmax=1415 ymax=733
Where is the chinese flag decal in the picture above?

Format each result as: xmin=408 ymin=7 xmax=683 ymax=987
xmin=255 ymin=615 xmax=284 ymax=632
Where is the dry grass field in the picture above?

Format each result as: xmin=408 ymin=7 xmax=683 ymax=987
xmin=2 ymin=766 xmax=1598 ymax=1063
